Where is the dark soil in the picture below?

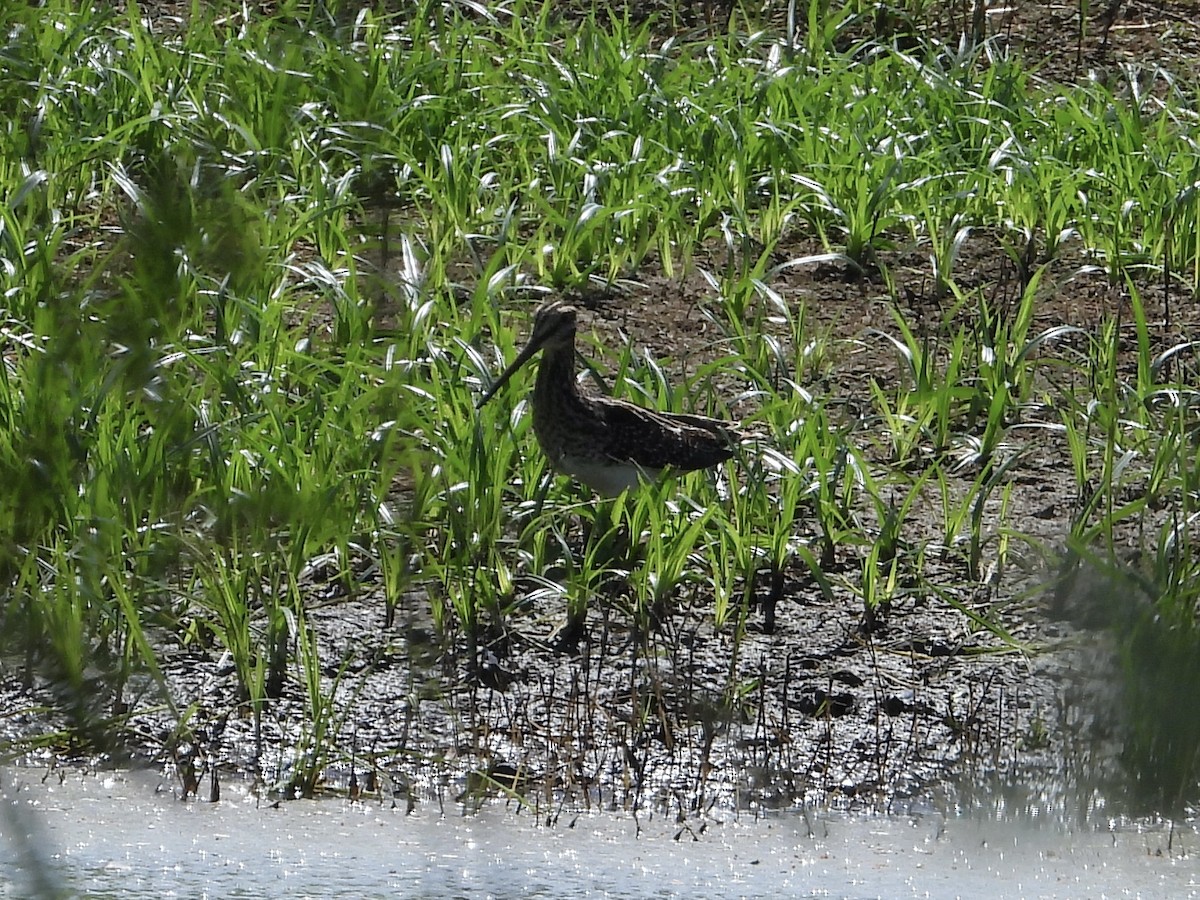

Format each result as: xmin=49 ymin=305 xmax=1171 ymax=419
xmin=3 ymin=1 xmax=1197 ymax=819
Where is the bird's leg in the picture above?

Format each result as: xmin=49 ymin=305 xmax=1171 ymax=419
xmin=552 ymin=485 xmax=608 ymax=654
xmin=553 ymin=587 xmax=589 ymax=654
xmin=553 ymin=492 xmax=642 ymax=654
xmin=588 ymin=494 xmax=624 ymax=568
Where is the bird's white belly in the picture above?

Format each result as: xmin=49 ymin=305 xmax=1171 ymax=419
xmin=556 ymin=454 xmax=661 ymax=497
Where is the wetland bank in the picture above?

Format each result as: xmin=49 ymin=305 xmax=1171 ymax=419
xmin=2 ymin=0 xmax=1200 ymax=863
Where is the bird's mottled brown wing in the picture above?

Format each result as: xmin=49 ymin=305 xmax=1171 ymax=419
xmin=596 ymin=398 xmax=738 ymax=472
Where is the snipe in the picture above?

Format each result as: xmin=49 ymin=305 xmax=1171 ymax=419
xmin=476 ymin=301 xmax=740 ymax=495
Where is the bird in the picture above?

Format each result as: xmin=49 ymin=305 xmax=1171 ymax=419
xmin=476 ymin=300 xmax=740 ymax=496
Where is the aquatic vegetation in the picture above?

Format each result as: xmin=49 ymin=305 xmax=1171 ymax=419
xmin=1 ymin=0 xmax=1199 ymax=817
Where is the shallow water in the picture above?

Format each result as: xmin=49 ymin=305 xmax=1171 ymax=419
xmin=1 ymin=767 xmax=1196 ymax=899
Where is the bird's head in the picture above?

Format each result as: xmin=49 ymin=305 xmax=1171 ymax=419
xmin=526 ymin=301 xmax=578 ymax=351
xmin=476 ymin=301 xmax=579 ymax=408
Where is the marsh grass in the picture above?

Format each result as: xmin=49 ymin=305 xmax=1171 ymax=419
xmin=1 ymin=0 xmax=1200 ymax=814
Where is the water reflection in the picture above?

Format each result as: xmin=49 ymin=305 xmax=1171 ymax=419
xmin=2 ymin=766 xmax=1196 ymax=899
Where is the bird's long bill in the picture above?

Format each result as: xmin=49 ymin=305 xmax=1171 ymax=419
xmin=475 ymin=338 xmax=541 ymax=409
